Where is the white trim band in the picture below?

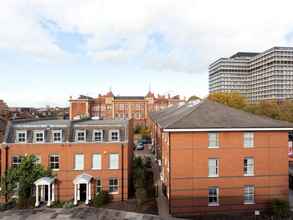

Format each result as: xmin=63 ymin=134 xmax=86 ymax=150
xmin=164 ymin=128 xmax=293 ymax=132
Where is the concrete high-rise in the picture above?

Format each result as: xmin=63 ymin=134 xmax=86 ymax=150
xmin=209 ymin=47 xmax=293 ymax=103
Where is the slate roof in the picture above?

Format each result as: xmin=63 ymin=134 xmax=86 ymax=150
xmin=150 ymin=99 xmax=293 ymax=130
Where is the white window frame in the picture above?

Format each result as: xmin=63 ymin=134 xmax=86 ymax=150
xmin=244 ymin=132 xmax=254 ymax=148
xmin=109 ymin=153 xmax=119 ymax=169
xmin=244 ymin=185 xmax=255 ymax=204
xmin=75 ymin=130 xmax=86 ymax=143
xmin=244 ymin=157 xmax=254 ymax=176
xmin=34 ymin=130 xmax=45 ymax=143
xmin=208 ymin=158 xmax=219 ymax=177
xmin=109 ymin=178 xmax=119 ymax=194
xmin=52 ymin=130 xmax=63 ymax=143
xmin=16 ymin=130 xmax=27 ymax=143
xmin=208 ymin=132 xmax=219 ymax=148
xmin=92 ymin=154 xmax=102 ymax=170
xmin=109 ymin=130 xmax=120 ymax=142
xmin=96 ymin=179 xmax=102 ymax=194
xmin=49 ymin=154 xmax=60 ymax=171
xmin=208 ymin=187 xmax=219 ymax=206
xmin=93 ymin=129 xmax=103 ymax=142
xmin=11 ymin=155 xmax=22 ymax=168
xmin=74 ymin=154 xmax=84 ymax=170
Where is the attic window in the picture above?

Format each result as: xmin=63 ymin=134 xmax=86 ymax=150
xmin=34 ymin=131 xmax=45 ymax=143
xmin=16 ymin=131 xmax=27 ymax=143
xmin=53 ymin=130 xmax=63 ymax=143
xmin=75 ymin=130 xmax=86 ymax=142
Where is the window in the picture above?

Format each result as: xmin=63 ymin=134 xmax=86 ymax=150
xmin=34 ymin=130 xmax=45 ymax=143
xmin=109 ymin=178 xmax=118 ymax=193
xmin=244 ymin=185 xmax=255 ymax=204
xmin=96 ymin=179 xmax=102 ymax=194
xmin=244 ymin=132 xmax=254 ymax=148
xmin=16 ymin=131 xmax=26 ymax=143
xmin=12 ymin=155 xmax=22 ymax=168
xmin=75 ymin=154 xmax=84 ymax=170
xmin=75 ymin=130 xmax=86 ymax=142
xmin=244 ymin=157 xmax=254 ymax=176
xmin=93 ymin=130 xmax=103 ymax=142
xmin=92 ymin=154 xmax=101 ymax=170
xmin=208 ymin=187 xmax=219 ymax=206
xmin=109 ymin=130 xmax=120 ymax=142
xmin=53 ymin=130 xmax=62 ymax=143
xmin=208 ymin=159 xmax=219 ymax=177
xmin=109 ymin=154 xmax=119 ymax=169
xmin=49 ymin=154 xmax=60 ymax=170
xmin=208 ymin=132 xmax=219 ymax=148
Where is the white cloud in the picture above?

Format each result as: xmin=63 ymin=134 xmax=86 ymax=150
xmin=2 ymin=0 xmax=293 ymax=72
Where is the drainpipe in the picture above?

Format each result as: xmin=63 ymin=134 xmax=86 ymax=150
xmin=4 ymin=145 xmax=9 ymax=203
xmin=168 ymin=132 xmax=171 ymax=215
xmin=121 ymin=143 xmax=124 ymax=201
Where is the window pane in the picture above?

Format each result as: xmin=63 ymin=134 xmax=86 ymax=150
xmin=208 ymin=187 xmax=219 ymax=205
xmin=92 ymin=154 xmax=101 ymax=169
xmin=208 ymin=159 xmax=218 ymax=177
xmin=208 ymin=133 xmax=219 ymax=148
xmin=244 ymin=185 xmax=255 ymax=204
xmin=75 ymin=154 xmax=84 ymax=170
xmin=244 ymin=132 xmax=254 ymax=148
xmin=244 ymin=158 xmax=254 ymax=176
xmin=109 ymin=178 xmax=118 ymax=193
xmin=109 ymin=154 xmax=119 ymax=169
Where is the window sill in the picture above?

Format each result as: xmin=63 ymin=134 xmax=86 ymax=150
xmin=208 ymin=203 xmax=219 ymax=207
xmin=109 ymin=192 xmax=119 ymax=195
xmin=51 ymin=169 xmax=60 ymax=171
xmin=208 ymin=175 xmax=219 ymax=178
xmin=244 ymin=174 xmax=254 ymax=177
xmin=244 ymin=201 xmax=255 ymax=205
xmin=109 ymin=168 xmax=119 ymax=170
xmin=92 ymin=168 xmax=102 ymax=170
xmin=74 ymin=169 xmax=84 ymax=171
xmin=244 ymin=146 xmax=254 ymax=148
xmin=208 ymin=146 xmax=219 ymax=149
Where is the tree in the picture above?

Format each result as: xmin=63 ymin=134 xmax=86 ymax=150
xmin=188 ymin=95 xmax=201 ymax=102
xmin=1 ymin=155 xmax=51 ymax=208
xmin=208 ymin=92 xmax=247 ymax=109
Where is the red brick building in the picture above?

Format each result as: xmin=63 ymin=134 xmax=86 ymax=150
xmin=69 ymin=91 xmax=185 ymax=127
xmin=150 ymin=99 xmax=292 ymax=217
xmin=1 ymin=118 xmax=133 ymax=206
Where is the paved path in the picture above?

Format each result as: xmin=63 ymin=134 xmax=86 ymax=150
xmin=0 ymin=208 xmax=162 ymax=220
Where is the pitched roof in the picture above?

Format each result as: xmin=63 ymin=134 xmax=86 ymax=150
xmin=150 ymin=99 xmax=293 ymax=130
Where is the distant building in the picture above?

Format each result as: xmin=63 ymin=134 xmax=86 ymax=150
xmin=209 ymin=47 xmax=293 ymax=103
xmin=1 ymin=118 xmax=133 ymax=205
xmin=150 ymin=99 xmax=292 ymax=217
xmin=0 ymin=100 xmax=9 ymax=143
xmin=69 ymin=91 xmax=185 ymax=127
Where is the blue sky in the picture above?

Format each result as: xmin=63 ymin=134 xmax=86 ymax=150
xmin=1 ymin=0 xmax=293 ymax=107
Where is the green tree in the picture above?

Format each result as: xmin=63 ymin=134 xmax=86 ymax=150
xmin=208 ymin=92 xmax=248 ymax=109
xmin=1 ymin=155 xmax=51 ymax=208
xmin=188 ymin=95 xmax=201 ymax=102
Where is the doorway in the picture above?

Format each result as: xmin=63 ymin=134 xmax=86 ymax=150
xmin=79 ymin=184 xmax=87 ymax=202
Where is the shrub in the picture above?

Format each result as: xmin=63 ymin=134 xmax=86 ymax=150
xmin=92 ymin=191 xmax=110 ymax=208
xmin=63 ymin=200 xmax=75 ymax=209
xmin=271 ymin=199 xmax=289 ymax=218
xmin=0 ymin=199 xmax=16 ymax=211
xmin=135 ymin=187 xmax=147 ymax=210
xmin=51 ymin=201 xmax=64 ymax=208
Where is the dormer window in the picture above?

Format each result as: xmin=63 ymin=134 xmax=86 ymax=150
xmin=109 ymin=130 xmax=120 ymax=142
xmin=53 ymin=130 xmax=63 ymax=143
xmin=93 ymin=130 xmax=103 ymax=142
xmin=16 ymin=131 xmax=27 ymax=143
xmin=76 ymin=130 xmax=86 ymax=142
xmin=34 ymin=130 xmax=45 ymax=143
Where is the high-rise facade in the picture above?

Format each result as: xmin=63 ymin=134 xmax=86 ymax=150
xmin=209 ymin=47 xmax=293 ymax=103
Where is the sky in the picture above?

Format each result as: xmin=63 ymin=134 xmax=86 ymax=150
xmin=1 ymin=0 xmax=293 ymax=107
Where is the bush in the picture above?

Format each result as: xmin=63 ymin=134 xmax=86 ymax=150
xmin=63 ymin=200 xmax=75 ymax=209
xmin=271 ymin=199 xmax=289 ymax=218
xmin=134 ymin=125 xmax=143 ymax=134
xmin=135 ymin=187 xmax=147 ymax=210
xmin=0 ymin=199 xmax=16 ymax=211
xmin=17 ymin=196 xmax=35 ymax=209
xmin=51 ymin=201 xmax=64 ymax=208
xmin=92 ymin=191 xmax=110 ymax=208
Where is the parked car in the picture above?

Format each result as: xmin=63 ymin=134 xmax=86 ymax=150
xmin=136 ymin=143 xmax=144 ymax=150
xmin=140 ymin=138 xmax=152 ymax=145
